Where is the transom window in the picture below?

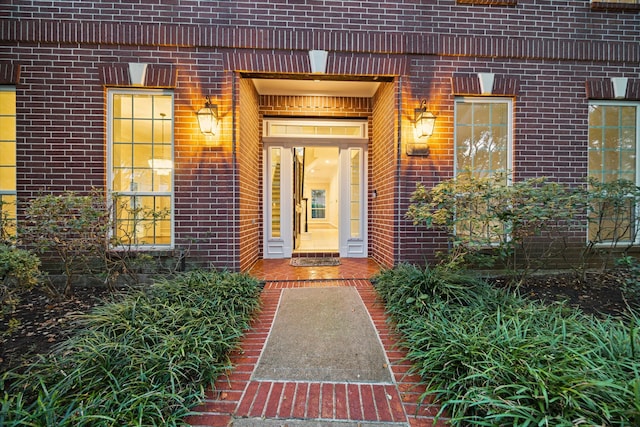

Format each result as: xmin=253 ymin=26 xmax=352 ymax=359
xmin=107 ymin=89 xmax=174 ymax=248
xmin=588 ymin=102 xmax=640 ymax=244
xmin=0 ymin=86 xmax=17 ymax=240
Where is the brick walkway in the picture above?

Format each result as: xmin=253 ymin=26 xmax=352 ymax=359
xmin=186 ymin=260 xmax=448 ymax=426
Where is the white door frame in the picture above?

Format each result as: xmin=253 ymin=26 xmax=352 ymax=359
xmin=262 ymin=119 xmax=368 ymax=259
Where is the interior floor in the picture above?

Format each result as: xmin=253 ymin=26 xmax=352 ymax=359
xmin=295 ymin=223 xmax=338 ymax=252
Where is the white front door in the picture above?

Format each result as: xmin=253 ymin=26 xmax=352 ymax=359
xmin=263 ymin=144 xmax=367 ymax=259
xmin=263 ymin=119 xmax=368 ymax=259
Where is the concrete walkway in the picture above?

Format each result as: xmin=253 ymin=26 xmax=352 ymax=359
xmin=185 ymin=259 xmax=448 ymax=427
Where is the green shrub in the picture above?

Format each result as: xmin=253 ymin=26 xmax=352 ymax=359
xmin=584 ymin=178 xmax=640 ymax=273
xmin=22 ymin=190 xmax=110 ymax=298
xmin=407 ymin=175 xmax=584 ymax=276
xmin=0 ymin=244 xmax=41 ymax=318
xmin=0 ymin=270 xmax=261 ymax=426
xmin=0 ymin=244 xmax=40 ymax=290
xmin=373 ymin=264 xmax=640 ymax=426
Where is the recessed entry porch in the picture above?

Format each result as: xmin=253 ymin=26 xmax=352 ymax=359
xmin=237 ymin=71 xmax=399 ymax=269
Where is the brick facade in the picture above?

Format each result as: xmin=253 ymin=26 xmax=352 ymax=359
xmin=1 ymin=1 xmax=639 ymax=270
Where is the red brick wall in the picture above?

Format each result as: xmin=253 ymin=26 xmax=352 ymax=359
xmin=370 ymin=82 xmax=398 ymax=268
xmin=174 ymin=67 xmax=238 ymax=269
xmin=395 ymin=55 xmax=623 ymax=265
xmin=237 ymin=76 xmax=261 ymax=271
xmin=4 ymin=1 xmax=639 ymax=44
xmin=5 ymin=41 xmax=238 ymax=268
xmin=2 ymin=0 xmax=640 ymax=269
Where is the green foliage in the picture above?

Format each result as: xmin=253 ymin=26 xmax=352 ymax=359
xmin=99 ymin=194 xmax=181 ymax=289
xmin=22 ymin=190 xmax=110 ymax=298
xmin=584 ymin=178 xmax=640 ymax=271
xmin=0 ymin=270 xmax=261 ymax=426
xmin=407 ymin=175 xmax=584 ymax=275
xmin=373 ymin=264 xmax=640 ymax=426
xmin=0 ymin=199 xmax=16 ymax=246
xmin=0 ymin=244 xmax=41 ymax=319
xmin=615 ymin=256 xmax=640 ymax=308
xmin=0 ymin=244 xmax=41 ymax=290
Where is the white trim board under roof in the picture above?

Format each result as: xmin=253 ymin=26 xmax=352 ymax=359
xmin=251 ymin=78 xmax=382 ymax=97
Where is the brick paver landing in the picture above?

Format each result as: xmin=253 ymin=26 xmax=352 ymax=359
xmin=186 ymin=260 xmax=448 ymax=427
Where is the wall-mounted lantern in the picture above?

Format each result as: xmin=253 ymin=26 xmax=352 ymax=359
xmin=407 ymin=99 xmax=437 ymax=156
xmin=414 ymin=99 xmax=437 ymax=139
xmin=196 ymin=96 xmax=219 ymax=136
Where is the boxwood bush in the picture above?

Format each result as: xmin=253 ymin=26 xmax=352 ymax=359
xmin=0 ymin=269 xmax=261 ymax=426
xmin=373 ymin=264 xmax=640 ymax=426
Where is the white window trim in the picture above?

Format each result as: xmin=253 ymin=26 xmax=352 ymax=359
xmin=453 ymin=96 xmax=514 ymax=247
xmin=587 ymin=100 xmax=640 ymax=246
xmin=0 ymin=85 xmax=17 ymax=200
xmin=106 ymin=88 xmax=175 ymax=250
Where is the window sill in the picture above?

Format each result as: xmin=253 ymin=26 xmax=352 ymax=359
xmin=457 ymin=0 xmax=517 ymax=5
xmin=590 ymin=2 xmax=640 ymax=12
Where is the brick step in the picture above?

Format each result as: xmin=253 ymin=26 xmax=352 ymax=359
xmin=235 ymin=381 xmax=406 ymax=423
xmin=232 ymin=418 xmax=406 ymax=426
xmin=292 ymin=252 xmax=340 ymax=258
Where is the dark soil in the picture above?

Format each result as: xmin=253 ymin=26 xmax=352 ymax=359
xmin=1 ymin=286 xmax=112 ymax=373
xmin=1 ymin=271 xmax=637 ymax=375
xmin=498 ymin=271 xmax=634 ymax=317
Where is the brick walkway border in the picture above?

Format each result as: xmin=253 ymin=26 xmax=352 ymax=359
xmin=186 ymin=279 xmax=449 ymax=426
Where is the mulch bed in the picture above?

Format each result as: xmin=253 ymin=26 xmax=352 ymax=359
xmin=491 ymin=270 xmax=632 ymax=318
xmin=1 ymin=286 xmax=112 ymax=373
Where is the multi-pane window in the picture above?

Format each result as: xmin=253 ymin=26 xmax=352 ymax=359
xmin=455 ymin=97 xmax=512 ymax=180
xmin=0 ymin=87 xmax=17 ymax=240
xmin=454 ymin=97 xmax=513 ymax=244
xmin=108 ymin=90 xmax=173 ymax=248
xmin=588 ymin=102 xmax=639 ymax=243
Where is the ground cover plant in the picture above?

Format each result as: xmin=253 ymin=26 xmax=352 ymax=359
xmin=0 ymin=270 xmax=261 ymax=426
xmin=373 ymin=264 xmax=640 ymax=426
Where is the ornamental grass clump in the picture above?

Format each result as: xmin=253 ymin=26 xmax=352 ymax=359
xmin=373 ymin=264 xmax=640 ymax=426
xmin=0 ymin=269 xmax=261 ymax=426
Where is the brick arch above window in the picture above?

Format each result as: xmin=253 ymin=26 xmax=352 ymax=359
xmin=99 ymin=63 xmax=177 ymax=88
xmin=0 ymin=62 xmax=20 ymax=85
xmin=585 ymin=78 xmax=640 ymax=101
xmin=451 ymin=73 xmax=519 ymax=96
